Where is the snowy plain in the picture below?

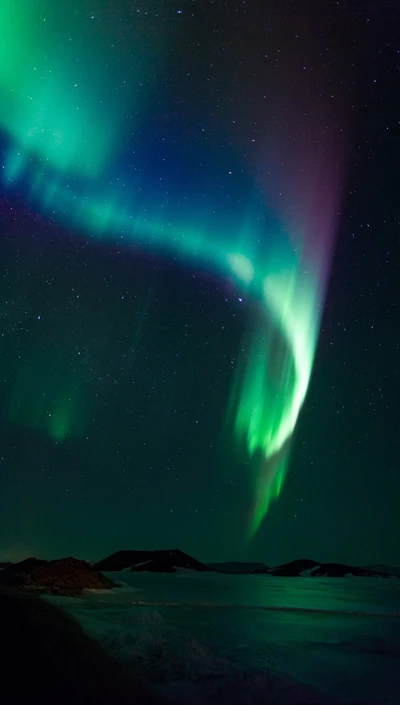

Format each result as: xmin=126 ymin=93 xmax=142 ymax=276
xmin=47 ymin=571 xmax=400 ymax=705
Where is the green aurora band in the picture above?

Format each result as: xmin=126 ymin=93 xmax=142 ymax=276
xmin=0 ymin=0 xmax=346 ymax=536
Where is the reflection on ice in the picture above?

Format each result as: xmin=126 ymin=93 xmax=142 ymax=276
xmin=48 ymin=573 xmax=400 ymax=704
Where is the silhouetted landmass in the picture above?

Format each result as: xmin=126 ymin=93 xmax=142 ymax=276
xmin=94 ymin=551 xmax=399 ymax=577
xmin=94 ymin=549 xmax=211 ymax=573
xmin=254 ymin=559 xmax=319 ymax=576
xmin=366 ymin=563 xmax=400 ymax=576
xmin=0 ymin=587 xmax=166 ymax=705
xmin=0 ymin=561 xmax=13 ymax=570
xmin=0 ymin=556 xmax=117 ymax=595
xmin=254 ymin=558 xmax=395 ymax=578
xmin=311 ymin=563 xmax=391 ymax=578
xmin=208 ymin=561 xmax=269 ymax=573
xmin=2 ymin=552 xmax=398 ymax=581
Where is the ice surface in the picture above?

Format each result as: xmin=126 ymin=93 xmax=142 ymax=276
xmin=46 ymin=572 xmax=400 ymax=705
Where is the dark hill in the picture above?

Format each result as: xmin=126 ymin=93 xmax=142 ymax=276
xmin=0 ymin=588 xmax=163 ymax=705
xmin=255 ymin=559 xmax=319 ymax=576
xmin=311 ymin=562 xmax=389 ymax=578
xmin=0 ymin=557 xmax=117 ymax=595
xmin=253 ymin=558 xmax=394 ymax=578
xmin=94 ymin=549 xmax=210 ymax=573
xmin=366 ymin=563 xmax=400 ymax=576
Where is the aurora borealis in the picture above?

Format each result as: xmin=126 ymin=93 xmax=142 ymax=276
xmin=0 ymin=1 xmax=398 ymax=563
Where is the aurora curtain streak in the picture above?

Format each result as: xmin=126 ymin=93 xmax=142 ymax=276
xmin=0 ymin=0 xmax=348 ymax=536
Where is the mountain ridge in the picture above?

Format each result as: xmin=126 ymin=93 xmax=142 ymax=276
xmin=2 ymin=552 xmax=399 ymax=578
xmin=93 ymin=548 xmax=211 ymax=573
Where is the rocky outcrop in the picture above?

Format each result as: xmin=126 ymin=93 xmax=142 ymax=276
xmin=0 ymin=556 xmax=117 ymax=595
xmin=254 ymin=559 xmax=319 ymax=576
xmin=94 ymin=549 xmax=210 ymax=573
xmin=0 ymin=588 xmax=161 ymax=705
xmin=311 ymin=562 xmax=390 ymax=578
xmin=253 ymin=558 xmax=394 ymax=578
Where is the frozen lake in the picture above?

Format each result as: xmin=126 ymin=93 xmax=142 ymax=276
xmin=49 ymin=571 xmax=400 ymax=704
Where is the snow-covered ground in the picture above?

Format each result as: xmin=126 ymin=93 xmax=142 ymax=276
xmin=47 ymin=571 xmax=400 ymax=704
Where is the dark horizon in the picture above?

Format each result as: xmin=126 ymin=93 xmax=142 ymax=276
xmin=1 ymin=545 xmax=399 ymax=572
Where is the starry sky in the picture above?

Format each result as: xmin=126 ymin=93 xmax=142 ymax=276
xmin=0 ymin=0 xmax=398 ymax=566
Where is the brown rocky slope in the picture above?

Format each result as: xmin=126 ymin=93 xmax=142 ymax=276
xmin=0 ymin=556 xmax=117 ymax=595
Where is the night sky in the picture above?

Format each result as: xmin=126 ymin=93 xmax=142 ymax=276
xmin=0 ymin=0 xmax=398 ymax=566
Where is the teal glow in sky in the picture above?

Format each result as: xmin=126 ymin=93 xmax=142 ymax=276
xmin=0 ymin=0 xmax=348 ymax=537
